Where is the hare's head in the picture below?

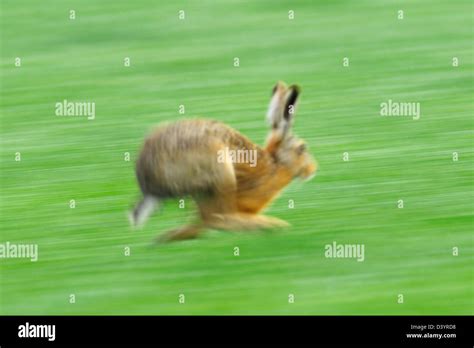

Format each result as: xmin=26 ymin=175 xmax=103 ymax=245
xmin=265 ymin=81 xmax=317 ymax=180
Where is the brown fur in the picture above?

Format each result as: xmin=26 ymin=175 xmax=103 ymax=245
xmin=133 ymin=81 xmax=317 ymax=242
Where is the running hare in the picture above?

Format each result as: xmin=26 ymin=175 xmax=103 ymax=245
xmin=130 ymin=81 xmax=317 ymax=242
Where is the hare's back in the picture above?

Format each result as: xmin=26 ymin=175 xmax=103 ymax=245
xmin=152 ymin=119 xmax=237 ymax=150
xmin=136 ymin=119 xmax=248 ymax=197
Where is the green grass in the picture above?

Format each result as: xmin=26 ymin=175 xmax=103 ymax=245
xmin=0 ymin=0 xmax=472 ymax=315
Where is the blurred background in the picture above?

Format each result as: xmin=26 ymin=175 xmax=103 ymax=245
xmin=0 ymin=0 xmax=472 ymax=314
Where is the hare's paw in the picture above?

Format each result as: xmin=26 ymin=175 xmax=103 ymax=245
xmin=259 ymin=215 xmax=290 ymax=229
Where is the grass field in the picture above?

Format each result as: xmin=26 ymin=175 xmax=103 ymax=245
xmin=0 ymin=0 xmax=472 ymax=315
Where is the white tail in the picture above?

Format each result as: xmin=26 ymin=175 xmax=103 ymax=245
xmin=129 ymin=195 xmax=159 ymax=229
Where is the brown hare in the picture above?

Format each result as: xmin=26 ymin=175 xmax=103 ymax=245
xmin=130 ymin=81 xmax=317 ymax=242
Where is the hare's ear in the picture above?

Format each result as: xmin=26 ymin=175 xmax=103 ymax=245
xmin=284 ymin=85 xmax=300 ymax=126
xmin=267 ymin=81 xmax=286 ymax=130
xmin=267 ymin=82 xmax=300 ymax=137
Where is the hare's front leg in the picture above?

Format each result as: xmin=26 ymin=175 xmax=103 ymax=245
xmin=205 ymin=212 xmax=289 ymax=231
xmin=198 ymin=195 xmax=289 ymax=231
xmin=155 ymin=224 xmax=203 ymax=243
xmin=243 ymin=214 xmax=289 ymax=229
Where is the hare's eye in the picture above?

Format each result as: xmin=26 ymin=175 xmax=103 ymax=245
xmin=296 ymin=144 xmax=306 ymax=155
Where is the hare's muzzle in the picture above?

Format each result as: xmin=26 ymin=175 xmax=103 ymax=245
xmin=301 ymin=160 xmax=318 ymax=181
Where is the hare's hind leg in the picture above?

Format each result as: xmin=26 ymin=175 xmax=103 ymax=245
xmin=157 ymin=151 xmax=238 ymax=243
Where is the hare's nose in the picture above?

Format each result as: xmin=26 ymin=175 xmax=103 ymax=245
xmin=301 ymin=162 xmax=317 ymax=181
xmin=310 ymin=161 xmax=318 ymax=174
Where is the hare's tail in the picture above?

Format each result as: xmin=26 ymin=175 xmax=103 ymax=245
xmin=129 ymin=194 xmax=159 ymax=229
